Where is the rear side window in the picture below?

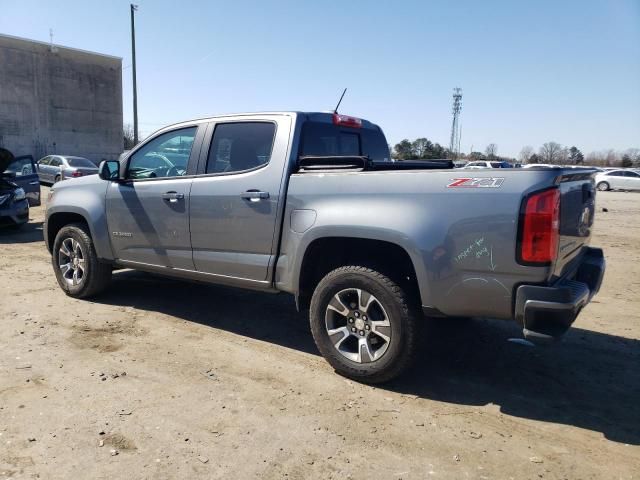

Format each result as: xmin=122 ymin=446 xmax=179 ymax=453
xmin=50 ymin=157 xmax=62 ymax=167
xmin=301 ymin=122 xmax=390 ymax=162
xmin=206 ymin=122 xmax=276 ymax=174
xmin=67 ymin=157 xmax=96 ymax=168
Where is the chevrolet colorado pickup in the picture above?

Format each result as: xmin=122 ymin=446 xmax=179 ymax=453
xmin=44 ymin=112 xmax=605 ymax=383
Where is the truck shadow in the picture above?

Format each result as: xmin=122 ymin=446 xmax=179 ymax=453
xmin=0 ymin=221 xmax=44 ymax=244
xmin=98 ymin=270 xmax=640 ymax=446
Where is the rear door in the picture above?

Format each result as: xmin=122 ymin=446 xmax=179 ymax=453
xmin=189 ymin=115 xmax=292 ymax=284
xmin=607 ymin=171 xmax=625 ymax=189
xmin=106 ymin=125 xmax=204 ymax=269
xmin=6 ymin=155 xmax=41 ymax=205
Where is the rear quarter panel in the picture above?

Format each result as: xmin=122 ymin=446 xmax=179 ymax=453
xmin=277 ymin=169 xmax=565 ymax=320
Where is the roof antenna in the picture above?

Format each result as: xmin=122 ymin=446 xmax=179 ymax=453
xmin=333 ymin=88 xmax=347 ymax=114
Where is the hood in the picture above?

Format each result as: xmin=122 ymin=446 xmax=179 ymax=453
xmin=0 ymin=147 xmax=14 ymax=174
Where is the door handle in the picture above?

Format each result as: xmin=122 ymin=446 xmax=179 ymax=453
xmin=29 ymin=181 xmax=39 ymax=185
xmin=240 ymin=190 xmax=269 ymax=202
xmin=162 ymin=191 xmax=185 ymax=203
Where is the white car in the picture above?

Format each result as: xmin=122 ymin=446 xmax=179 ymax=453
xmin=595 ymin=169 xmax=640 ymax=191
xmin=464 ymin=160 xmax=513 ymax=169
xmin=522 ymin=163 xmax=556 ymax=169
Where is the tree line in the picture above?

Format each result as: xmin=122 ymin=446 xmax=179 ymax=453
xmin=391 ymin=137 xmax=640 ymax=167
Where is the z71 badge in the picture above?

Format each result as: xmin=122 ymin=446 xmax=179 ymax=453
xmin=447 ymin=177 xmax=505 ymax=188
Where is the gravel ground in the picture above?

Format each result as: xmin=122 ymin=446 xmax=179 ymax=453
xmin=1 ymin=186 xmax=638 ymax=479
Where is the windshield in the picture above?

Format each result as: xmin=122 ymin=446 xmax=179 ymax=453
xmin=301 ymin=122 xmax=391 ymax=162
xmin=66 ymin=157 xmax=96 ymax=168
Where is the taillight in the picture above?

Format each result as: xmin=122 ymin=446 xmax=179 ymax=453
xmin=332 ymin=113 xmax=362 ymax=128
xmin=71 ymin=171 xmax=83 ymax=177
xmin=519 ymin=188 xmax=560 ymax=265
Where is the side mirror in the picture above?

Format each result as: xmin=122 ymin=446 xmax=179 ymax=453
xmin=99 ymin=160 xmax=121 ymax=181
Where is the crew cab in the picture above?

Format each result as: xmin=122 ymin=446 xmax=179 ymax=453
xmin=44 ymin=112 xmax=605 ymax=382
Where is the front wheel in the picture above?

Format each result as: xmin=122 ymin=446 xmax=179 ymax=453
xmin=597 ymin=181 xmax=610 ymax=191
xmin=52 ymin=223 xmax=112 ymax=298
xmin=309 ymin=266 xmax=420 ymax=383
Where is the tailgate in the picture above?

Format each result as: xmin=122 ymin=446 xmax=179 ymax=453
xmin=552 ymin=169 xmax=597 ymax=279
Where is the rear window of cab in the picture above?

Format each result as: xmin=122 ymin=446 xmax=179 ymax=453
xmin=301 ymin=122 xmax=390 ymax=162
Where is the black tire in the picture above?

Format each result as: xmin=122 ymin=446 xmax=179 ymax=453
xmin=309 ymin=266 xmax=421 ymax=384
xmin=52 ymin=222 xmax=112 ymax=298
xmin=54 ymin=175 xmax=61 ymax=183
xmin=597 ymin=181 xmax=610 ymax=192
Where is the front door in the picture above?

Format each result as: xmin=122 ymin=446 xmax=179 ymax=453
xmin=106 ymin=125 xmax=201 ymax=269
xmin=189 ymin=117 xmax=291 ymax=283
xmin=37 ymin=156 xmax=54 ymax=183
xmin=7 ymin=155 xmax=41 ymax=206
xmin=49 ymin=156 xmax=63 ymax=182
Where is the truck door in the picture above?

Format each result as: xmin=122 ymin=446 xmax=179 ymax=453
xmin=189 ymin=116 xmax=292 ymax=284
xmin=105 ymin=125 xmax=203 ymax=269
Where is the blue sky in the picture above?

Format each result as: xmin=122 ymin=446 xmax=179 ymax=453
xmin=1 ymin=0 xmax=639 ymax=157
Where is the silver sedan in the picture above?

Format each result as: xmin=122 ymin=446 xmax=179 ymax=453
xmin=36 ymin=155 xmax=99 ymax=184
xmin=595 ymin=169 xmax=640 ymax=192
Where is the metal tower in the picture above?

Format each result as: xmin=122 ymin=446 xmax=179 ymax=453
xmin=449 ymin=88 xmax=463 ymax=158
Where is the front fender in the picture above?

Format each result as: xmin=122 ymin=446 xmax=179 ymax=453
xmin=45 ymin=181 xmax=113 ymax=261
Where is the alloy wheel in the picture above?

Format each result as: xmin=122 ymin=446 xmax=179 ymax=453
xmin=58 ymin=237 xmax=86 ymax=286
xmin=325 ymin=288 xmax=392 ymax=363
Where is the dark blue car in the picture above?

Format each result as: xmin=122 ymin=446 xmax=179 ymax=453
xmin=0 ymin=148 xmax=41 ymax=228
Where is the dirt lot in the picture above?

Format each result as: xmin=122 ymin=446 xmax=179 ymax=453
xmin=1 ymin=187 xmax=639 ymax=479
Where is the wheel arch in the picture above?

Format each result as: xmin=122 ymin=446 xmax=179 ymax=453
xmin=45 ymin=206 xmax=113 ymax=261
xmin=294 ymin=235 xmax=424 ymax=312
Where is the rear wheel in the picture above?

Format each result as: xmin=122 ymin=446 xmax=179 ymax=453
xmin=52 ymin=223 xmax=112 ymax=298
xmin=309 ymin=266 xmax=420 ymax=383
xmin=54 ymin=174 xmax=61 ymax=183
xmin=597 ymin=181 xmax=610 ymax=191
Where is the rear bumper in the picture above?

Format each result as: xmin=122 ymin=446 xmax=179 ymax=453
xmin=514 ymin=247 xmax=605 ymax=344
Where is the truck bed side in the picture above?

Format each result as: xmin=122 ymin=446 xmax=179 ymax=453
xmin=276 ymin=168 xmax=595 ymax=321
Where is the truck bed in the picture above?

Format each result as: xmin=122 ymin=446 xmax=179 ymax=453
xmin=277 ymin=167 xmax=597 ymax=321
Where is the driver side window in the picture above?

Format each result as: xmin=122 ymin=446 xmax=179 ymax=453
xmin=127 ymin=126 xmax=197 ymax=180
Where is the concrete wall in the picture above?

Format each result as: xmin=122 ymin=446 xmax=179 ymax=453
xmin=0 ymin=34 xmax=123 ymax=163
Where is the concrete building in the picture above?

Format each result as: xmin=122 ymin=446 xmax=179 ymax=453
xmin=0 ymin=33 xmax=123 ymax=163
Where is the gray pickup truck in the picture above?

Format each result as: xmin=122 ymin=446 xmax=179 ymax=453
xmin=44 ymin=112 xmax=605 ymax=383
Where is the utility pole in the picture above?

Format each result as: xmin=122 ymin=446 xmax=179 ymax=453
xmin=130 ymin=4 xmax=139 ymax=145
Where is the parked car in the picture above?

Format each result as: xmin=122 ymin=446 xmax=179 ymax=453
xmin=0 ymin=148 xmax=40 ymax=228
xmin=522 ymin=163 xmax=555 ymax=168
xmin=464 ymin=160 xmax=513 ymax=169
xmin=595 ymin=169 xmax=640 ymax=191
xmin=36 ymin=155 xmax=99 ymax=184
xmin=44 ymin=111 xmax=605 ymax=383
